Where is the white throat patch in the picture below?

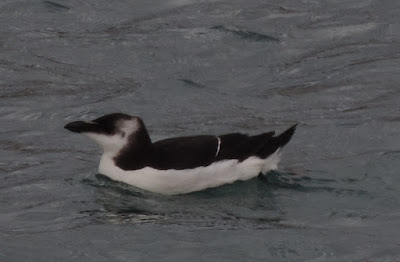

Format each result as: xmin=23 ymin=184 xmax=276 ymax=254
xmin=84 ymin=119 xmax=140 ymax=156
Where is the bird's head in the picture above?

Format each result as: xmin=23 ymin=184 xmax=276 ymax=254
xmin=64 ymin=113 xmax=145 ymax=155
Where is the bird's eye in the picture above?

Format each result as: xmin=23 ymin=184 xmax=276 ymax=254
xmin=121 ymin=131 xmax=126 ymax=138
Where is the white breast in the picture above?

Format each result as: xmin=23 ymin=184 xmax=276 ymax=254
xmin=98 ymin=150 xmax=281 ymax=195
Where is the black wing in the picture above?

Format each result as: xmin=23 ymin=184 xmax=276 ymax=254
xmin=149 ymin=132 xmax=276 ymax=170
xmin=149 ymin=125 xmax=297 ymax=170
xmin=215 ymin=132 xmax=275 ymax=161
xmin=150 ymin=135 xmax=218 ymax=170
xmin=218 ymin=124 xmax=297 ymax=161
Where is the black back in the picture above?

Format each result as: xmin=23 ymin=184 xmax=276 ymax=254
xmin=151 ymin=136 xmax=218 ymax=170
xmin=114 ymin=124 xmax=297 ymax=171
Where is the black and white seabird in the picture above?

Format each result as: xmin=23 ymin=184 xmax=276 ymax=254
xmin=65 ymin=113 xmax=296 ymax=195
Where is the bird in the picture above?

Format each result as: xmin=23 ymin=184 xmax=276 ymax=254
xmin=64 ymin=113 xmax=296 ymax=195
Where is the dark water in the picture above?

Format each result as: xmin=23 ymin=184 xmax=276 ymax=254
xmin=1 ymin=0 xmax=400 ymax=261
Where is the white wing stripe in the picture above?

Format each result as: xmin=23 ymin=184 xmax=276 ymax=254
xmin=215 ymin=136 xmax=221 ymax=157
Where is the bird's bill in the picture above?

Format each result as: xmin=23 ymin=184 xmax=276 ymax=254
xmin=64 ymin=121 xmax=103 ymax=134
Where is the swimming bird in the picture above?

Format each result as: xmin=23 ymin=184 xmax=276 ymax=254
xmin=64 ymin=113 xmax=296 ymax=195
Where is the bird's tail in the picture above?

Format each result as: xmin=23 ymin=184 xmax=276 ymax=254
xmin=275 ymin=123 xmax=297 ymax=148
xmin=257 ymin=124 xmax=297 ymax=158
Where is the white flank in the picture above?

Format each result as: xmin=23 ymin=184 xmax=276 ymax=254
xmin=82 ymin=118 xmax=283 ymax=195
xmin=98 ymin=150 xmax=282 ymax=195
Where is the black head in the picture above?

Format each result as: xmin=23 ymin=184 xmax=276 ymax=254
xmin=65 ymin=113 xmax=146 ymax=153
xmin=65 ymin=113 xmax=137 ymax=134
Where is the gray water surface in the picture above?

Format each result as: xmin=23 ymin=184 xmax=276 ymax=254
xmin=1 ymin=0 xmax=400 ymax=261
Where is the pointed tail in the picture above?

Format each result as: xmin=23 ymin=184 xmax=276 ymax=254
xmin=275 ymin=123 xmax=297 ymax=148
xmin=257 ymin=124 xmax=297 ymax=158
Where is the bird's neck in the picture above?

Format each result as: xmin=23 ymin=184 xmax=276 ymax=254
xmin=112 ymin=125 xmax=153 ymax=170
